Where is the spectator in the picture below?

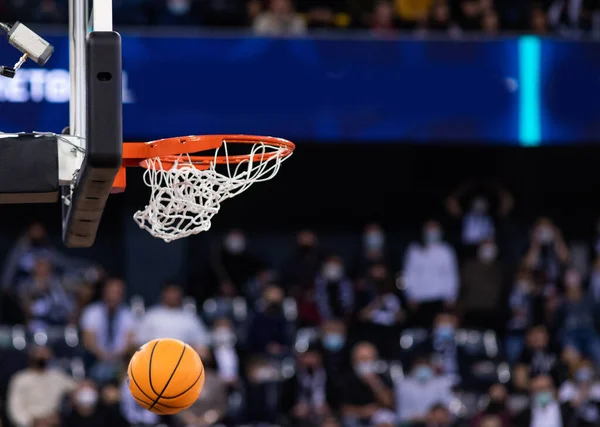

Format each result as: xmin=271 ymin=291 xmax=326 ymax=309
xmin=357 ymin=264 xmax=404 ymax=357
xmin=247 ymin=285 xmax=289 ymax=356
xmin=553 ymin=268 xmax=600 ymax=366
xmin=2 ymin=222 xmax=82 ymax=292
xmin=426 ymin=1 xmax=456 ymax=32
xmin=430 ymin=312 xmax=463 ymax=380
xmin=7 ymin=345 xmax=76 ymax=427
xmin=315 ymin=256 xmax=354 ymax=322
xmin=211 ymin=317 xmax=242 ymax=386
xmin=515 ymin=374 xmax=574 ymax=427
xmin=505 ymin=269 xmax=537 ymax=363
xmin=446 ymin=182 xmax=513 ymax=254
xmin=284 ymin=344 xmax=329 ymax=424
xmin=210 ymin=229 xmax=263 ymax=298
xmin=19 ymin=258 xmax=75 ymax=332
xmin=420 ymin=403 xmax=455 ymax=427
xmin=456 ymin=0 xmax=483 ymax=30
xmin=558 ymin=359 xmax=600 ymax=426
xmin=524 ymin=217 xmax=569 ymax=286
xmin=459 ymin=239 xmax=506 ymax=331
xmin=513 ymin=325 xmax=562 ymax=392
xmin=531 ymin=6 xmax=549 ymax=34
xmin=245 ymin=356 xmax=283 ymax=423
xmin=477 ymin=414 xmax=504 ymax=427
xmin=395 ymin=356 xmax=453 ymax=423
xmin=482 ymin=8 xmax=500 ymax=33
xmin=320 ymin=319 xmax=350 ymax=409
xmin=403 ymin=220 xmax=459 ymax=327
xmin=371 ymin=0 xmax=399 ymax=35
xmin=137 ymin=282 xmax=210 ymax=359
xmin=354 ymin=223 xmax=391 ymax=281
xmin=176 ymin=354 xmax=228 ymax=426
xmin=80 ymin=278 xmax=135 ymax=384
xmin=62 ymin=379 xmax=126 ymax=427
xmin=396 ymin=0 xmax=433 ymax=28
xmin=340 ymin=342 xmax=394 ymax=426
xmin=253 ymin=0 xmax=307 ymax=36
xmin=470 ymin=383 xmax=512 ymax=427
xmin=298 ymin=0 xmax=341 ymax=29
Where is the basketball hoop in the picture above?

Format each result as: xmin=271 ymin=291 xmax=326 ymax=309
xmin=117 ymin=135 xmax=295 ymax=242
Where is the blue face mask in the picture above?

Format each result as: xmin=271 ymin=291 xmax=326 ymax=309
xmin=435 ymin=325 xmax=455 ymax=340
xmin=364 ymin=232 xmax=384 ymax=250
xmin=414 ymin=366 xmax=433 ymax=382
xmin=534 ymin=391 xmax=554 ymax=407
xmin=323 ymin=334 xmax=345 ymax=352
xmin=576 ymin=368 xmax=594 ymax=383
xmin=424 ymin=229 xmax=442 ymax=244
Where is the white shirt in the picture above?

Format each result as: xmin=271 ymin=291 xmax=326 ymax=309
xmin=137 ymin=305 xmax=210 ymax=349
xmin=531 ymin=402 xmax=563 ymax=427
xmin=80 ymin=302 xmax=135 ymax=354
xmin=7 ymin=368 xmax=76 ymax=427
xmin=395 ymin=375 xmax=453 ymax=422
xmin=403 ymin=242 xmax=459 ymax=303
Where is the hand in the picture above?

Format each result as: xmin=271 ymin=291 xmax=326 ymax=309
xmin=292 ymin=402 xmax=309 ymax=419
xmin=267 ymin=342 xmax=283 ymax=355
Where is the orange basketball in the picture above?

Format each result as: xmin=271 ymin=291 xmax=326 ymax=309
xmin=127 ymin=338 xmax=205 ymax=414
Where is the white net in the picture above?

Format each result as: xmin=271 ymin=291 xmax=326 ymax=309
xmin=133 ymin=140 xmax=291 ymax=242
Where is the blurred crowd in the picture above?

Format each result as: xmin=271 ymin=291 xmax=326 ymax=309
xmin=2 ymin=0 xmax=600 ymax=35
xmin=0 ymin=181 xmax=599 ymax=427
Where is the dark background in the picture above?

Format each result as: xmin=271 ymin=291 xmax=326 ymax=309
xmin=0 ymin=143 xmax=597 ymax=303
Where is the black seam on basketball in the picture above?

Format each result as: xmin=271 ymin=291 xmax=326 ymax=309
xmin=159 ymin=363 xmax=203 ymax=399
xmin=148 ymin=341 xmax=160 ymax=397
xmin=148 ymin=344 xmax=187 ymax=410
xmin=132 ymin=393 xmax=189 ymax=409
xmin=130 ymin=368 xmax=163 ymax=403
xmin=133 ymin=395 xmax=164 ymax=413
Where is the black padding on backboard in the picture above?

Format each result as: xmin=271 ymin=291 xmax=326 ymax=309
xmin=63 ymin=31 xmax=123 ymax=248
xmin=0 ymin=134 xmax=58 ymax=203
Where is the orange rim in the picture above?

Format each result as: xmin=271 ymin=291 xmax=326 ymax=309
xmin=112 ymin=134 xmax=295 ymax=194
xmin=122 ymin=134 xmax=295 ymax=170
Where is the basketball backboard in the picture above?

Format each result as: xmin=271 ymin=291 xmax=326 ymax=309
xmin=0 ymin=1 xmax=293 ymax=247
xmin=0 ymin=0 xmax=122 ymax=248
xmin=61 ymin=0 xmax=122 ymax=247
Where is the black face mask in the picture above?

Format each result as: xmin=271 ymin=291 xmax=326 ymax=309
xmin=299 ymin=244 xmax=314 ymax=254
xmin=487 ymin=400 xmax=505 ymax=414
xmin=30 ymin=238 xmax=47 ymax=248
xmin=33 ymin=358 xmax=48 ymax=369
xmin=265 ymin=303 xmax=282 ymax=315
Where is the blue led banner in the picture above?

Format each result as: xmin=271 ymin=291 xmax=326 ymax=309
xmin=0 ymin=34 xmax=596 ymax=144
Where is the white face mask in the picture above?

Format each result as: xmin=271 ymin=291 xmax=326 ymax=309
xmin=537 ymin=226 xmax=554 ymax=244
xmin=225 ymin=235 xmax=246 ymax=254
xmin=354 ymin=360 xmax=377 ymax=376
xmin=424 ymin=228 xmax=442 ymax=244
xmin=323 ymin=263 xmax=343 ymax=281
xmin=364 ymin=232 xmax=384 ymax=250
xmin=75 ymin=388 xmax=98 ymax=407
xmin=478 ymin=245 xmax=497 ymax=263
xmin=472 ymin=198 xmax=488 ymax=213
